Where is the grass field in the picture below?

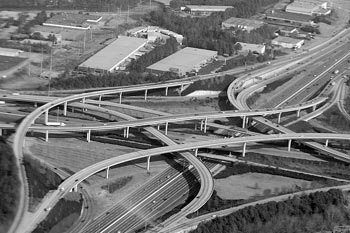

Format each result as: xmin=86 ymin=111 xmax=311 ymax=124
xmin=215 ymin=173 xmax=311 ymax=200
xmin=0 ymin=55 xmax=27 ymax=72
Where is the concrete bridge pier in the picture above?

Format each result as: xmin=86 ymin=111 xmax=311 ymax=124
xmin=242 ymin=142 xmax=247 ymax=157
xmin=165 ymin=86 xmax=169 ymax=96
xmin=106 ymin=166 xmax=110 ymax=179
xmin=203 ymin=117 xmax=208 ymax=133
xmin=165 ymin=122 xmax=168 ymax=135
xmin=278 ymin=112 xmax=282 ymax=124
xmin=147 ymin=156 xmax=151 ymax=172
xmin=119 ymin=92 xmax=123 ymax=104
xmin=242 ymin=116 xmax=247 ymax=128
xmin=87 ymin=130 xmax=91 ymax=142
xmin=63 ymin=102 xmax=68 ymax=116
xmin=288 ymin=139 xmax=292 ymax=152
xmin=194 ymin=148 xmax=198 ymax=157
xmin=200 ymin=120 xmax=204 ymax=131
xmin=123 ymin=127 xmax=130 ymax=138
xmin=34 ymin=102 xmax=37 ymax=108
xmin=98 ymin=95 xmax=102 ymax=107
xmin=157 ymin=125 xmax=160 ymax=130
xmin=45 ymin=130 xmax=49 ymax=142
xmin=296 ymin=109 xmax=301 ymax=118
xmin=44 ymin=110 xmax=49 ymax=124
xmin=325 ymin=139 xmax=329 ymax=147
xmin=312 ymin=105 xmax=317 ymax=112
xmin=144 ymin=89 xmax=148 ymax=101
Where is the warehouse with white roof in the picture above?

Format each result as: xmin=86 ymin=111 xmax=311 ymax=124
xmin=78 ymin=36 xmax=147 ymax=73
xmin=147 ymin=47 xmax=217 ymax=76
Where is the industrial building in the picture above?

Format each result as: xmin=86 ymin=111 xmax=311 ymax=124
xmin=236 ymin=42 xmax=266 ymax=55
xmin=183 ymin=5 xmax=233 ymax=15
xmin=265 ymin=10 xmax=315 ymax=27
xmin=222 ymin=17 xmax=264 ymax=32
xmin=78 ymin=36 xmax=148 ymax=73
xmin=126 ymin=26 xmax=184 ymax=44
xmin=147 ymin=47 xmax=217 ymax=76
xmin=271 ymin=36 xmax=304 ymax=49
xmin=286 ymin=0 xmax=330 ymax=16
xmin=43 ymin=13 xmax=102 ymax=30
xmin=0 ymin=47 xmax=24 ymax=57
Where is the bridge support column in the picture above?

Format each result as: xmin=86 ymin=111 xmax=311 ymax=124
xmin=147 ymin=156 xmax=151 ymax=172
xmin=106 ymin=166 xmax=110 ymax=179
xmin=288 ymin=139 xmax=292 ymax=152
xmin=157 ymin=125 xmax=160 ymax=130
xmin=200 ymin=120 xmax=204 ymax=131
xmin=98 ymin=95 xmax=102 ymax=107
xmin=144 ymin=89 xmax=148 ymax=101
xmin=180 ymin=84 xmax=184 ymax=92
xmin=119 ymin=92 xmax=123 ymax=104
xmin=0 ymin=128 xmax=3 ymax=136
xmin=34 ymin=102 xmax=37 ymax=108
xmin=165 ymin=122 xmax=168 ymax=135
xmin=165 ymin=86 xmax=168 ymax=96
xmin=297 ymin=109 xmax=300 ymax=118
xmin=45 ymin=130 xmax=49 ymax=142
xmin=325 ymin=139 xmax=329 ymax=147
xmin=312 ymin=105 xmax=316 ymax=112
xmin=278 ymin=112 xmax=282 ymax=124
xmin=242 ymin=116 xmax=246 ymax=128
xmin=44 ymin=110 xmax=49 ymax=124
xmin=87 ymin=130 xmax=91 ymax=142
xmin=126 ymin=127 xmax=129 ymax=138
xmin=63 ymin=102 xmax=67 ymax=116
xmin=194 ymin=148 xmax=198 ymax=157
xmin=203 ymin=117 xmax=208 ymax=133
xmin=71 ymin=107 xmax=74 ymax=113
xmin=242 ymin=142 xmax=247 ymax=157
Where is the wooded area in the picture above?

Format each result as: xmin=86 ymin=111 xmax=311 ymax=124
xmin=0 ymin=0 xmax=139 ymax=11
xmin=0 ymin=137 xmax=20 ymax=232
xmin=49 ymin=71 xmax=179 ymax=90
xmin=144 ymin=2 xmax=277 ymax=55
xmin=191 ymin=189 xmax=350 ymax=233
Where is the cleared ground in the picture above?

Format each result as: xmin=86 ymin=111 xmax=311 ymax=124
xmin=214 ymin=172 xmax=311 ymax=200
xmin=0 ymin=55 xmax=27 ymax=72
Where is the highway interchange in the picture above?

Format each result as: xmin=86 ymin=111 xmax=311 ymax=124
xmin=5 ymin=26 xmax=350 ymax=233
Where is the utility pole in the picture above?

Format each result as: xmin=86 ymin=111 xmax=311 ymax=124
xmin=28 ymin=45 xmax=31 ymax=77
xmin=48 ymin=47 xmax=53 ymax=96
xmin=40 ymin=47 xmax=43 ymax=74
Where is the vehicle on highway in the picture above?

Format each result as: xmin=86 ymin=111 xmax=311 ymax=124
xmin=12 ymin=93 xmax=20 ymax=96
xmin=333 ymin=70 xmax=339 ymax=74
xmin=44 ymin=207 xmax=51 ymax=211
xmin=45 ymin=122 xmax=66 ymax=126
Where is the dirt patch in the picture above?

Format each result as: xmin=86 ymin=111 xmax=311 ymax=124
xmin=214 ymin=172 xmax=311 ymax=200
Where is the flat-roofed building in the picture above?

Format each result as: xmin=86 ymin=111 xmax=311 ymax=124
xmin=78 ymin=36 xmax=147 ymax=73
xmin=43 ymin=13 xmax=102 ymax=30
xmin=265 ymin=10 xmax=314 ymax=27
xmin=271 ymin=36 xmax=304 ymax=49
xmin=286 ymin=0 xmax=330 ymax=16
xmin=236 ymin=42 xmax=266 ymax=55
xmin=0 ymin=47 xmax=23 ymax=57
xmin=184 ymin=5 xmax=233 ymax=15
xmin=222 ymin=17 xmax=264 ymax=32
xmin=147 ymin=47 xmax=217 ymax=76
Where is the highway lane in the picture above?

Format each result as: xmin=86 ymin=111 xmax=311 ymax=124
xmin=12 ymin=91 xmax=214 ymax=233
xmin=16 ymin=132 xmax=350 ymax=233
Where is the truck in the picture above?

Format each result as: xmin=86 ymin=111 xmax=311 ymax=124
xmin=333 ymin=70 xmax=339 ymax=75
xmin=45 ymin=122 xmax=66 ymax=126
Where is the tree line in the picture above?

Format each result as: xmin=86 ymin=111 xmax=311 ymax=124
xmin=191 ymin=189 xmax=350 ymax=233
xmin=0 ymin=137 xmax=20 ymax=232
xmin=129 ymin=37 xmax=179 ymax=72
xmin=48 ymin=71 xmax=179 ymax=90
